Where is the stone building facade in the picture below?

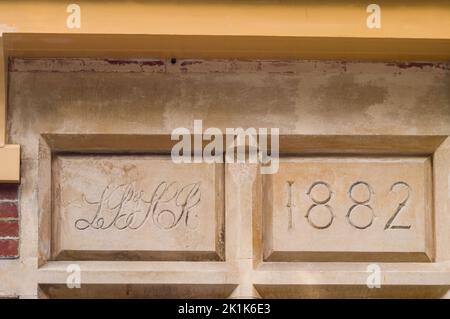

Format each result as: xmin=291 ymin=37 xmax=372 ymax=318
xmin=0 ymin=1 xmax=449 ymax=298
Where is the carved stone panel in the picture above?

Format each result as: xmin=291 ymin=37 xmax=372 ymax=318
xmin=6 ymin=57 xmax=450 ymax=298
xmin=52 ymin=155 xmax=224 ymax=261
xmin=263 ymin=157 xmax=433 ymax=262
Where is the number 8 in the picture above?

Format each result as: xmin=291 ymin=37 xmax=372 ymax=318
xmin=346 ymin=181 xmax=375 ymax=229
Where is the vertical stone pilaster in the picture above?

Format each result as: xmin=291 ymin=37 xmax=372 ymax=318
xmin=226 ymin=163 xmax=260 ymax=298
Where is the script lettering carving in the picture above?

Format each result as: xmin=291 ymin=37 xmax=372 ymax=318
xmin=74 ymin=181 xmax=201 ymax=231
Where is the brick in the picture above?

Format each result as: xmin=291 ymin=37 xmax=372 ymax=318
xmin=0 ymin=221 xmax=19 ymax=237
xmin=0 ymin=239 xmax=18 ymax=257
xmin=0 ymin=184 xmax=18 ymax=201
xmin=0 ymin=202 xmax=18 ymax=218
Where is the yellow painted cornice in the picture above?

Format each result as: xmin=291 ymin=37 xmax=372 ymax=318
xmin=0 ymin=1 xmax=449 ymax=39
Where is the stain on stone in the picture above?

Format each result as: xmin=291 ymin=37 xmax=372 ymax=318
xmin=105 ymin=59 xmax=140 ymax=66
xmin=180 ymin=60 xmax=203 ymax=67
xmin=141 ymin=60 xmax=165 ymax=66
xmin=164 ymin=74 xmax=300 ymax=129
xmin=105 ymin=59 xmax=164 ymax=67
xmin=385 ymin=62 xmax=450 ymax=71
xmin=414 ymin=74 xmax=450 ymax=122
xmin=312 ymin=74 xmax=388 ymax=117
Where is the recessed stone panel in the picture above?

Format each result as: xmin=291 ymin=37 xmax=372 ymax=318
xmin=52 ymin=155 xmax=224 ymax=261
xmin=263 ymin=157 xmax=433 ymax=262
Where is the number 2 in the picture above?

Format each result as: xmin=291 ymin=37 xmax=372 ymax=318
xmin=384 ymin=181 xmax=411 ymax=230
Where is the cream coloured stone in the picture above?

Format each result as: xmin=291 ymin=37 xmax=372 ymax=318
xmin=52 ymin=155 xmax=224 ymax=261
xmin=2 ymin=58 xmax=450 ymax=298
xmin=263 ymin=157 xmax=433 ymax=262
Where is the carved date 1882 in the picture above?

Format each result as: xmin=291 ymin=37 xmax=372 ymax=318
xmin=286 ymin=180 xmax=411 ymax=230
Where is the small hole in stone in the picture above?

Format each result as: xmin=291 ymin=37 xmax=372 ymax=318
xmin=170 ymin=58 xmax=177 ymax=64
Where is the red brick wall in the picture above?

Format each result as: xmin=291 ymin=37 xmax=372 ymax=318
xmin=0 ymin=184 xmax=19 ymax=258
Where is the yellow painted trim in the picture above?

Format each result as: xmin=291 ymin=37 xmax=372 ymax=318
xmin=0 ymin=144 xmax=20 ymax=183
xmin=0 ymin=1 xmax=449 ymax=39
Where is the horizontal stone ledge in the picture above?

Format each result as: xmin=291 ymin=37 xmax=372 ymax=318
xmin=37 ymin=261 xmax=236 ymax=285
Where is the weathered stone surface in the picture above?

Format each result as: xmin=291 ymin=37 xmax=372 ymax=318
xmin=2 ymin=58 xmax=450 ymax=298
xmin=52 ymin=155 xmax=224 ymax=261
xmin=263 ymin=157 xmax=433 ymax=262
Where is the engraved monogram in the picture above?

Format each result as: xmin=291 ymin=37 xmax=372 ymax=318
xmin=74 ymin=181 xmax=201 ymax=231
